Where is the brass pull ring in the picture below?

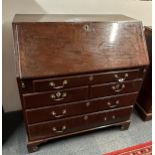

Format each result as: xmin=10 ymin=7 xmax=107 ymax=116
xmin=52 ymin=125 xmax=66 ymax=133
xmin=50 ymin=91 xmax=67 ymax=102
xmin=49 ymin=80 xmax=68 ymax=89
xmin=107 ymin=100 xmax=119 ymax=108
xmin=114 ymin=73 xmax=128 ymax=83
xmin=51 ymin=109 xmax=67 ymax=118
xmin=112 ymin=83 xmax=125 ymax=93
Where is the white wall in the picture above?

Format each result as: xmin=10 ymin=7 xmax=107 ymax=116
xmin=3 ymin=0 xmax=152 ymax=112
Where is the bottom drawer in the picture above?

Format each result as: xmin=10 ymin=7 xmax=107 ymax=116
xmin=28 ymin=107 xmax=133 ymax=141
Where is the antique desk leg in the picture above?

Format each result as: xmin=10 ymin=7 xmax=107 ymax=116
xmin=27 ymin=142 xmax=39 ymax=153
xmin=120 ymin=121 xmax=130 ymax=131
xmin=27 ymin=145 xmax=38 ymax=153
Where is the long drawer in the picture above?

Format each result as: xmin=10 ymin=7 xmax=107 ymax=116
xmin=90 ymin=80 xmax=142 ymax=98
xmin=32 ymin=69 xmax=143 ymax=92
xmin=28 ymin=107 xmax=133 ymax=141
xmin=23 ymin=86 xmax=88 ymax=109
xmin=26 ymin=92 xmax=138 ymax=124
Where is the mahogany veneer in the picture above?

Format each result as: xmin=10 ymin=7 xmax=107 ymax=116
xmin=12 ymin=14 xmax=149 ymax=153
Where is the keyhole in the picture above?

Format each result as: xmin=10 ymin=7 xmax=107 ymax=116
xmin=84 ymin=25 xmax=90 ymax=32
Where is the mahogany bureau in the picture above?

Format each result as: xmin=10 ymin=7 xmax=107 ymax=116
xmin=12 ymin=14 xmax=149 ymax=153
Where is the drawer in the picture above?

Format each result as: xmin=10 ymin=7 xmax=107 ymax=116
xmin=23 ymin=86 xmax=88 ymax=109
xmin=90 ymin=69 xmax=143 ymax=84
xmin=28 ymin=107 xmax=133 ymax=141
xmin=26 ymin=92 xmax=138 ymax=124
xmin=90 ymin=80 xmax=142 ymax=98
xmin=33 ymin=75 xmax=89 ymax=91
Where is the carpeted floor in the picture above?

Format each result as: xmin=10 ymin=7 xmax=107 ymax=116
xmin=2 ymin=110 xmax=152 ymax=155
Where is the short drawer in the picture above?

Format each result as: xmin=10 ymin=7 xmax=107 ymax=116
xmin=23 ymin=86 xmax=88 ymax=109
xmin=33 ymin=75 xmax=89 ymax=91
xmin=90 ymin=80 xmax=142 ymax=98
xmin=28 ymin=107 xmax=133 ymax=141
xmin=89 ymin=68 xmax=143 ymax=84
xmin=26 ymin=92 xmax=138 ymax=124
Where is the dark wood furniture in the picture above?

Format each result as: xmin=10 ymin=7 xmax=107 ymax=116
xmin=136 ymin=26 xmax=152 ymax=121
xmin=12 ymin=14 xmax=149 ymax=153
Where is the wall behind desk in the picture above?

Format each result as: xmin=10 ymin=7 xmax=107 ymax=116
xmin=2 ymin=0 xmax=152 ymax=112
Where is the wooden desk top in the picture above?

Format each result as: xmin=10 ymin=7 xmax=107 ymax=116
xmin=13 ymin=14 xmax=136 ymax=23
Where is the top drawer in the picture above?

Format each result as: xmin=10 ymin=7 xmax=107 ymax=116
xmin=89 ymin=69 xmax=143 ymax=84
xmin=32 ymin=69 xmax=143 ymax=92
xmin=33 ymin=75 xmax=89 ymax=92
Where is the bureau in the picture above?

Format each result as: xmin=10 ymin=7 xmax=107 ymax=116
xmin=12 ymin=14 xmax=149 ymax=153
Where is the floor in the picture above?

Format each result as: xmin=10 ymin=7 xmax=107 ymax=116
xmin=2 ymin=110 xmax=152 ymax=155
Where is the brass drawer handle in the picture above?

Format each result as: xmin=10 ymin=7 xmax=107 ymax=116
xmin=49 ymin=80 xmax=68 ymax=89
xmin=114 ymin=73 xmax=128 ymax=83
xmin=50 ymin=91 xmax=67 ymax=101
xmin=107 ymin=100 xmax=119 ymax=108
xmin=51 ymin=109 xmax=67 ymax=118
xmin=112 ymin=83 xmax=125 ymax=93
xmin=103 ymin=115 xmax=116 ymax=121
xmin=52 ymin=125 xmax=66 ymax=133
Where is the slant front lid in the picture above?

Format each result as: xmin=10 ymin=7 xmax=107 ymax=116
xmin=13 ymin=14 xmax=149 ymax=79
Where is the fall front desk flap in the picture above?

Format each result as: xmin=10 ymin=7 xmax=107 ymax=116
xmin=12 ymin=14 xmax=149 ymax=79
